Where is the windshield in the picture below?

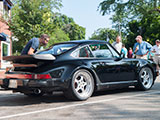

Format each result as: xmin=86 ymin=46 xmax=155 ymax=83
xmin=37 ymin=43 xmax=77 ymax=55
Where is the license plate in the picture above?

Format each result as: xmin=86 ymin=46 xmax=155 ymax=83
xmin=9 ymin=80 xmax=17 ymax=88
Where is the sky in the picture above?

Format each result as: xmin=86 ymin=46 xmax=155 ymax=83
xmin=60 ymin=0 xmax=112 ymax=39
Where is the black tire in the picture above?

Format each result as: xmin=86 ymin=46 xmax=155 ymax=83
xmin=64 ymin=69 xmax=94 ymax=101
xmin=136 ymin=67 xmax=154 ymax=90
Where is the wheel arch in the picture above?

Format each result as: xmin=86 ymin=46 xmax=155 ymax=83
xmin=64 ymin=66 xmax=96 ymax=100
xmin=135 ymin=59 xmax=157 ymax=81
xmin=136 ymin=65 xmax=155 ymax=90
xmin=138 ymin=64 xmax=157 ymax=81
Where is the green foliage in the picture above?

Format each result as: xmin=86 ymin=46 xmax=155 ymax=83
xmin=89 ymin=28 xmax=119 ymax=44
xmin=98 ymin=0 xmax=160 ymax=33
xmin=53 ymin=13 xmax=74 ymax=28
xmin=98 ymin=0 xmax=160 ymax=48
xmin=99 ymin=0 xmax=160 ymax=21
xmin=141 ymin=13 xmax=160 ymax=45
xmin=64 ymin=23 xmax=86 ymax=40
xmin=9 ymin=0 xmax=62 ymax=53
xmin=125 ymin=20 xmax=140 ymax=49
xmin=12 ymin=40 xmax=22 ymax=55
xmin=46 ymin=28 xmax=70 ymax=48
xmin=126 ymin=12 xmax=160 ymax=48
xmin=9 ymin=0 xmax=85 ymax=54
xmin=53 ymin=13 xmax=86 ymax=40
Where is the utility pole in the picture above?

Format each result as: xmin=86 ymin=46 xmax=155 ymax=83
xmin=106 ymin=31 xmax=109 ymax=42
xmin=139 ymin=26 xmax=142 ymax=35
xmin=118 ymin=22 xmax=122 ymax=39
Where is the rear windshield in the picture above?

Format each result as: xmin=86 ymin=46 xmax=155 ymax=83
xmin=37 ymin=43 xmax=77 ymax=55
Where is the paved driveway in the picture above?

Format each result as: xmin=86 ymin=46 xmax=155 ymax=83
xmin=0 ymin=76 xmax=159 ymax=120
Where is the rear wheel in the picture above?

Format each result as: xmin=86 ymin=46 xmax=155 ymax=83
xmin=136 ymin=67 xmax=154 ymax=90
xmin=64 ymin=69 xmax=94 ymax=101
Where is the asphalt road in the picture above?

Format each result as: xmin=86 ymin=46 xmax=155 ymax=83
xmin=0 ymin=76 xmax=160 ymax=120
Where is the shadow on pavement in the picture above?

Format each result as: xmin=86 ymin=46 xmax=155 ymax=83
xmin=0 ymin=76 xmax=159 ymax=107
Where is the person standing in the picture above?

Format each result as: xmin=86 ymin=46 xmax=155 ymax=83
xmin=128 ymin=47 xmax=133 ymax=58
xmin=21 ymin=34 xmax=50 ymax=55
xmin=121 ymin=44 xmax=128 ymax=58
xmin=133 ymin=35 xmax=152 ymax=59
xmin=151 ymin=39 xmax=160 ymax=75
xmin=112 ymin=35 xmax=122 ymax=53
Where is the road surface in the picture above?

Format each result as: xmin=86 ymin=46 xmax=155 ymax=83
xmin=0 ymin=76 xmax=159 ymax=120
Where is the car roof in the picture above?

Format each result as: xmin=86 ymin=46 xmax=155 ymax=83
xmin=60 ymin=39 xmax=108 ymax=45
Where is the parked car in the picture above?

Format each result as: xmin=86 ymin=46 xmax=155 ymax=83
xmin=0 ymin=40 xmax=158 ymax=100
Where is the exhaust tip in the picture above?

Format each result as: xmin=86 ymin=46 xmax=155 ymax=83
xmin=34 ymin=89 xmax=41 ymax=94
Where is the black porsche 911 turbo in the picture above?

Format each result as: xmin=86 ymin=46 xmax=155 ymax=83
xmin=0 ymin=40 xmax=158 ymax=100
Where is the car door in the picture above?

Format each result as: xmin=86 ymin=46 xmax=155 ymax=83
xmin=107 ymin=44 xmax=135 ymax=82
xmin=89 ymin=43 xmax=135 ymax=83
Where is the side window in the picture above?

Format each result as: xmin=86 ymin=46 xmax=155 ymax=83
xmin=72 ymin=46 xmax=93 ymax=58
xmin=89 ymin=44 xmax=113 ymax=58
xmin=107 ymin=44 xmax=120 ymax=58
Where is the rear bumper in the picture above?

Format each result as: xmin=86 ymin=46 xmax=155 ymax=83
xmin=0 ymin=78 xmax=68 ymax=91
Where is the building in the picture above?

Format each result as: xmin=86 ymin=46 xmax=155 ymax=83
xmin=0 ymin=0 xmax=13 ymax=69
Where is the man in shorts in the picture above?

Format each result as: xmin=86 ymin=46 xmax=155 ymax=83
xmin=133 ymin=35 xmax=152 ymax=59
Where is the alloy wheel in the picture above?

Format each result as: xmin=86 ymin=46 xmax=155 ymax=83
xmin=139 ymin=67 xmax=153 ymax=89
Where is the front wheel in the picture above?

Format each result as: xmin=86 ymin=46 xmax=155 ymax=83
xmin=64 ymin=69 xmax=95 ymax=101
xmin=136 ymin=67 xmax=154 ymax=90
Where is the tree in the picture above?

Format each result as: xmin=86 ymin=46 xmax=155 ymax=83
xmin=98 ymin=0 xmax=160 ymax=48
xmin=10 ymin=1 xmax=86 ymax=54
xmin=63 ymin=23 xmax=85 ymax=40
xmin=53 ymin=13 xmax=86 ymax=40
xmin=125 ymin=20 xmax=140 ymax=49
xmin=98 ymin=0 xmax=160 ymax=31
xmin=46 ymin=28 xmax=70 ymax=48
xmin=126 ymin=12 xmax=160 ymax=48
xmin=89 ymin=28 xmax=120 ymax=44
xmin=53 ymin=13 xmax=74 ymax=28
xmin=9 ymin=0 xmax=62 ymax=53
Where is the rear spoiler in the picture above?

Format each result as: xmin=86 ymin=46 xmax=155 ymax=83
xmin=3 ymin=55 xmax=32 ymax=61
xmin=33 ymin=54 xmax=56 ymax=60
xmin=3 ymin=54 xmax=56 ymax=63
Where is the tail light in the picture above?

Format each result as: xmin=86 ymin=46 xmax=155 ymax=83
xmin=33 ymin=74 xmax=51 ymax=79
xmin=6 ymin=74 xmax=33 ymax=79
xmin=6 ymin=74 xmax=51 ymax=79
